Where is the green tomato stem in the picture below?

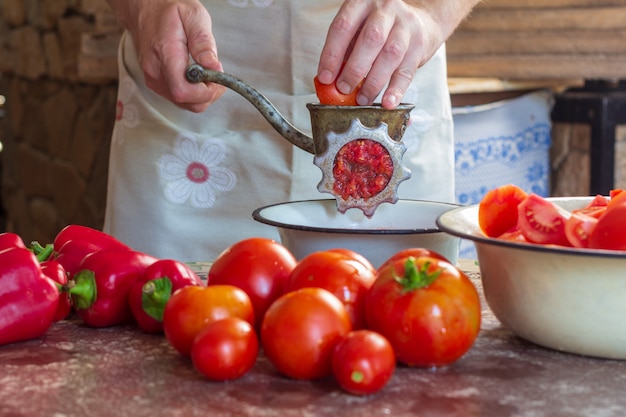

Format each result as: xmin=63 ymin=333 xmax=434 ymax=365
xmin=394 ymin=257 xmax=441 ymax=293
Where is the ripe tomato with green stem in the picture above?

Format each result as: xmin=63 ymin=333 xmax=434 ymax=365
xmin=163 ymin=284 xmax=255 ymax=357
xmin=332 ymin=330 xmax=396 ymax=396
xmin=191 ymin=317 xmax=259 ymax=381
xmin=261 ymin=287 xmax=352 ymax=380
xmin=377 ymin=247 xmax=447 ymax=271
xmin=365 ymin=255 xmax=481 ymax=367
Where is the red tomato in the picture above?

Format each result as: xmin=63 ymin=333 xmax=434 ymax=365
xmin=377 ymin=248 xmax=448 ymax=271
xmin=588 ymin=200 xmax=626 ymax=250
xmin=285 ymin=250 xmax=376 ymax=329
xmin=517 ymin=194 xmax=571 ymax=246
xmin=328 ymin=248 xmax=375 ymax=272
xmin=191 ymin=317 xmax=259 ymax=381
xmin=478 ymin=184 xmax=528 ymax=237
xmin=313 ymin=76 xmax=361 ymax=106
xmin=163 ymin=285 xmax=255 ymax=357
xmin=208 ymin=237 xmax=296 ymax=329
xmin=331 ymin=330 xmax=396 ymax=396
xmin=586 ymin=194 xmax=609 ymax=208
xmin=608 ymin=188 xmax=626 ymax=208
xmin=498 ymin=229 xmax=528 ymax=243
xmin=365 ymin=256 xmax=481 ymax=367
xmin=261 ymin=287 xmax=352 ymax=380
xmin=565 ymin=211 xmax=598 ymax=248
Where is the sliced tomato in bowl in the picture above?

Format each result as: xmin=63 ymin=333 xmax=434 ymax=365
xmin=588 ymin=201 xmax=626 ymax=251
xmin=564 ymin=212 xmax=598 ymax=248
xmin=517 ymin=194 xmax=571 ymax=246
xmin=478 ymin=184 xmax=528 ymax=238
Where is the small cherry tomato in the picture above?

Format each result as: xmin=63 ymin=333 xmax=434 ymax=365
xmin=478 ymin=184 xmax=528 ymax=238
xmin=191 ymin=317 xmax=259 ymax=381
xmin=208 ymin=237 xmax=296 ymax=329
xmin=163 ymin=285 xmax=255 ymax=357
xmin=366 ymin=256 xmax=481 ymax=367
xmin=285 ymin=250 xmax=376 ymax=329
xmin=261 ymin=287 xmax=352 ymax=380
xmin=332 ymin=330 xmax=396 ymax=396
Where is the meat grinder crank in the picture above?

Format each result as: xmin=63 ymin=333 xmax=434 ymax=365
xmin=186 ymin=63 xmax=413 ymax=217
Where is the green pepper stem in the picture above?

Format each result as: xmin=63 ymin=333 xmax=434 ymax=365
xmin=142 ymin=277 xmax=173 ymax=322
xmin=31 ymin=241 xmax=55 ymax=262
xmin=67 ymin=270 xmax=97 ymax=310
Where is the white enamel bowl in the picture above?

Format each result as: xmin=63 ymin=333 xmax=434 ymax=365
xmin=252 ymin=199 xmax=461 ymax=268
xmin=436 ymin=196 xmax=626 ymax=360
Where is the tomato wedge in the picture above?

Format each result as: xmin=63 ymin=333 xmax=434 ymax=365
xmin=564 ymin=212 xmax=598 ymax=248
xmin=588 ymin=200 xmax=626 ymax=250
xmin=478 ymin=184 xmax=528 ymax=237
xmin=517 ymin=194 xmax=571 ymax=246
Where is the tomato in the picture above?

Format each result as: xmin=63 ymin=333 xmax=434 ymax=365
xmin=331 ymin=330 xmax=396 ymax=396
xmin=285 ymin=250 xmax=376 ymax=329
xmin=365 ymin=256 xmax=481 ymax=367
xmin=313 ymin=75 xmax=361 ymax=106
xmin=163 ymin=285 xmax=255 ymax=357
xmin=191 ymin=317 xmax=259 ymax=381
xmin=328 ymin=248 xmax=375 ymax=272
xmin=208 ymin=237 xmax=297 ymax=329
xmin=498 ymin=229 xmax=528 ymax=243
xmin=586 ymin=194 xmax=609 ymax=208
xmin=517 ymin=194 xmax=571 ymax=246
xmin=261 ymin=287 xmax=352 ymax=380
xmin=564 ymin=212 xmax=598 ymax=248
xmin=377 ymin=248 xmax=448 ymax=271
xmin=588 ymin=200 xmax=626 ymax=250
xmin=478 ymin=184 xmax=528 ymax=237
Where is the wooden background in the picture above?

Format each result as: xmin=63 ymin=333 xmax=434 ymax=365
xmin=446 ymin=0 xmax=626 ymax=80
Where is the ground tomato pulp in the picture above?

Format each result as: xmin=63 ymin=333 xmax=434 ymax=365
xmin=333 ymin=139 xmax=393 ymax=200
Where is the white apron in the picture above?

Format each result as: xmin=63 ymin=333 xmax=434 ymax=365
xmin=103 ymin=0 xmax=455 ymax=261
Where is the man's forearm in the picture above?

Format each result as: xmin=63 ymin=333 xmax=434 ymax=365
xmin=409 ymin=0 xmax=483 ymax=40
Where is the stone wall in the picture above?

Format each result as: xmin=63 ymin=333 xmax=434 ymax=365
xmin=0 ymin=0 xmax=121 ymax=244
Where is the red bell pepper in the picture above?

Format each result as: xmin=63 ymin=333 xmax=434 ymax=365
xmin=69 ymin=249 xmax=158 ymax=327
xmin=0 ymin=232 xmax=27 ymax=250
xmin=0 ymin=247 xmax=60 ymax=346
xmin=128 ymin=259 xmax=204 ymax=333
xmin=40 ymin=260 xmax=72 ymax=321
xmin=53 ymin=224 xmax=131 ymax=253
xmin=52 ymin=225 xmax=132 ymax=279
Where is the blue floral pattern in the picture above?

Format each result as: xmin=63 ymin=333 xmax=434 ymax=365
xmin=455 ymin=122 xmax=551 ymax=205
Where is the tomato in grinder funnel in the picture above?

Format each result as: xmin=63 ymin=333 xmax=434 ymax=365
xmin=333 ymin=139 xmax=393 ymax=200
